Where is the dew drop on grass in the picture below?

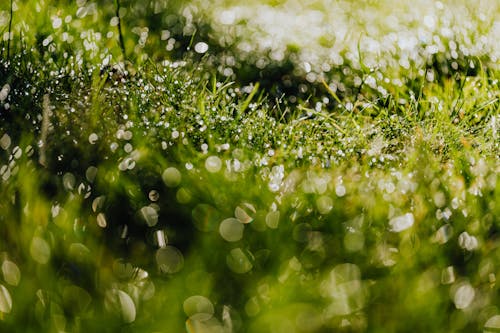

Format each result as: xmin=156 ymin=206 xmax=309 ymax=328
xmin=205 ymin=156 xmax=222 ymax=173
xmin=194 ymin=42 xmax=209 ymax=54
xmin=85 ymin=166 xmax=97 ymax=182
xmin=235 ymin=203 xmax=256 ymax=224
xmin=484 ymin=315 xmax=500 ymax=333
xmin=162 ymin=167 xmax=181 ymax=187
xmin=1 ymin=260 xmax=20 ymax=286
xmin=97 ymin=212 xmax=107 ymax=228
xmin=148 ymin=190 xmax=159 ymax=202
xmin=265 ymin=211 xmax=280 ymax=229
xmin=62 ymin=172 xmax=76 ymax=191
xmin=88 ymin=133 xmax=98 ymax=144
xmin=0 ymin=84 xmax=10 ymax=102
xmin=316 ymin=196 xmax=333 ymax=215
xmin=433 ymin=224 xmax=453 ymax=244
xmin=441 ymin=266 xmax=455 ymax=285
xmin=25 ymin=145 xmax=34 ymax=157
xmin=51 ymin=204 xmax=61 ymax=218
xmin=155 ymin=230 xmax=168 ymax=248
xmin=226 ymin=248 xmax=253 ymax=274
xmin=106 ymin=289 xmax=136 ymax=323
xmin=183 ymin=295 xmax=214 ymax=321
xmin=92 ymin=196 xmax=106 ymax=212
xmin=219 ymin=218 xmax=244 ymax=242
xmin=0 ymin=284 xmax=12 ymax=314
xmin=110 ymin=142 xmax=118 ymax=152
xmin=12 ymin=146 xmax=22 ymax=159
xmin=140 ymin=206 xmax=158 ymax=227
xmin=335 ymin=184 xmax=346 ymax=197
xmin=123 ymin=130 xmax=133 ymax=141
xmin=453 ymin=282 xmax=475 ymax=309
xmin=30 ymin=236 xmax=51 ymax=264
xmin=389 ymin=213 xmax=414 ymax=232
xmin=458 ymin=232 xmax=478 ymax=251
xmin=0 ymin=134 xmax=11 ymax=150
xmin=156 ymin=246 xmax=184 ymax=273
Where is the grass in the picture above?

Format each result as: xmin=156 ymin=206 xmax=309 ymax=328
xmin=0 ymin=0 xmax=499 ymax=332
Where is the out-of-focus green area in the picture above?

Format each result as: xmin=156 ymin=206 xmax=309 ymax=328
xmin=0 ymin=0 xmax=499 ymax=332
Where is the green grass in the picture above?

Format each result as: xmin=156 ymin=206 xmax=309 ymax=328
xmin=0 ymin=1 xmax=499 ymax=332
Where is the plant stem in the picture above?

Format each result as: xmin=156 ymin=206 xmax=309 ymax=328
xmin=115 ymin=0 xmax=126 ymax=64
xmin=7 ymin=0 xmax=13 ymax=60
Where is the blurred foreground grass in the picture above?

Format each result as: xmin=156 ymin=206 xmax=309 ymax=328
xmin=0 ymin=0 xmax=499 ymax=332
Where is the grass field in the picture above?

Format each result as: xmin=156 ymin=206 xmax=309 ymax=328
xmin=0 ymin=1 xmax=499 ymax=332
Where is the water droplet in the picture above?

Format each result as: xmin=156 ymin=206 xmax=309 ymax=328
xmin=453 ymin=282 xmax=475 ymax=309
xmin=335 ymin=184 xmax=346 ymax=197
xmin=155 ymin=230 xmax=168 ymax=248
xmin=321 ymin=264 xmax=364 ymax=316
xmin=162 ymin=167 xmax=181 ymax=187
xmin=156 ymin=246 xmax=184 ymax=273
xmin=226 ymin=248 xmax=253 ymax=274
xmin=106 ymin=289 xmax=136 ymax=323
xmin=97 ymin=212 xmax=107 ymax=228
xmin=205 ymin=156 xmax=222 ymax=173
xmin=219 ymin=218 xmax=244 ymax=242
xmin=12 ymin=146 xmax=21 ymax=159
xmin=25 ymin=145 xmax=34 ymax=157
xmin=110 ymin=142 xmax=118 ymax=152
xmin=484 ymin=315 xmax=500 ymax=333
xmin=0 ymin=134 xmax=10 ymax=150
xmin=0 ymin=84 xmax=10 ymax=102
xmin=92 ymin=196 xmax=106 ymax=213
xmin=88 ymin=133 xmax=98 ymax=144
xmin=51 ymin=204 xmax=61 ymax=218
xmin=389 ymin=213 xmax=414 ymax=232
xmin=441 ymin=266 xmax=455 ymax=285
xmin=30 ymin=236 xmax=51 ymax=264
xmin=265 ymin=211 xmax=280 ymax=229
xmin=433 ymin=224 xmax=453 ymax=244
xmin=140 ymin=206 xmax=158 ymax=227
xmin=316 ymin=196 xmax=333 ymax=215
xmin=183 ymin=295 xmax=214 ymax=321
xmin=458 ymin=231 xmax=478 ymax=251
xmin=148 ymin=190 xmax=159 ymax=202
xmin=0 ymin=284 xmax=12 ymax=313
xmin=86 ymin=166 xmax=98 ymax=182
xmin=1 ymin=261 xmax=20 ymax=286
xmin=235 ymin=203 xmax=256 ymax=224
xmin=63 ymin=172 xmax=76 ymax=191
xmin=194 ymin=42 xmax=209 ymax=54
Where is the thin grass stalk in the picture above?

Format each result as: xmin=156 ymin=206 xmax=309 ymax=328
xmin=7 ymin=0 xmax=13 ymax=61
xmin=115 ymin=0 xmax=127 ymax=65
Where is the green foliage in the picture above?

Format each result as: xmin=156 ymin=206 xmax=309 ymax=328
xmin=0 ymin=0 xmax=499 ymax=332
